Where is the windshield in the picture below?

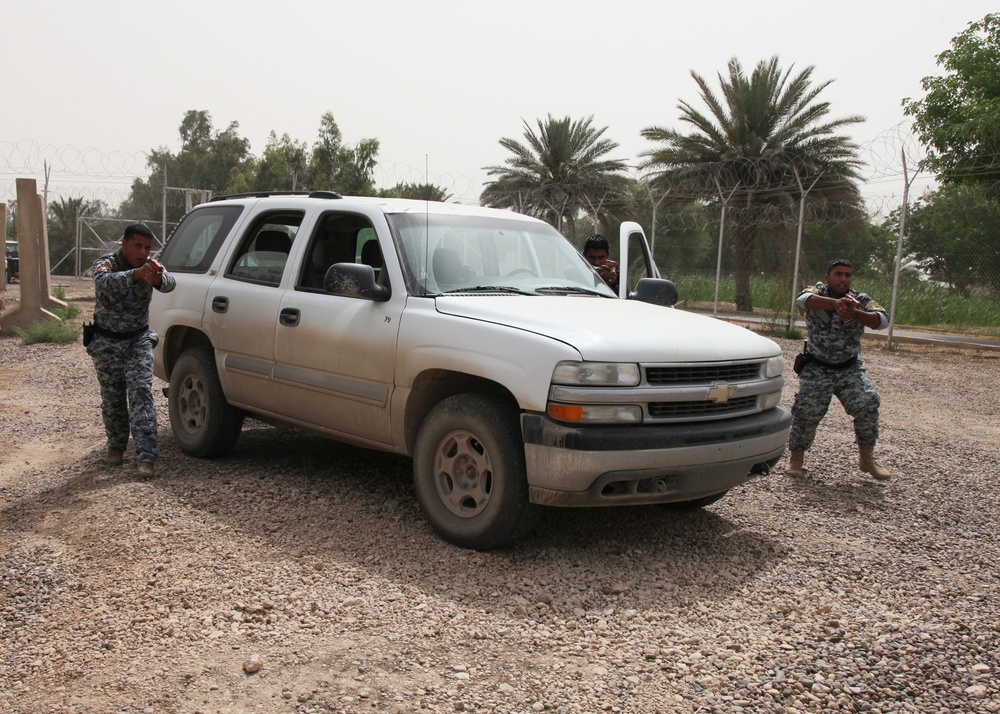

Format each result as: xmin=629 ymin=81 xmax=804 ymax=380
xmin=387 ymin=212 xmax=616 ymax=297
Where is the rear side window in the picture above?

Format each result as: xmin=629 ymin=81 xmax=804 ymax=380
xmin=159 ymin=206 xmax=244 ymax=273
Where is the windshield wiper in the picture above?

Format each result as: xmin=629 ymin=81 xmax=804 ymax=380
xmin=441 ymin=285 xmax=538 ymax=295
xmin=535 ymin=285 xmax=612 ymax=297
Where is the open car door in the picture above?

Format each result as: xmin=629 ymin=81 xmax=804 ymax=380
xmin=617 ymin=221 xmax=660 ymax=299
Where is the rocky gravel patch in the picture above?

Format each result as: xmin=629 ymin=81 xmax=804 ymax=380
xmin=1 ymin=278 xmax=998 ymax=713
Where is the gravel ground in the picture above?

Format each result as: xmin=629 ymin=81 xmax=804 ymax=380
xmin=1 ymin=278 xmax=998 ymax=714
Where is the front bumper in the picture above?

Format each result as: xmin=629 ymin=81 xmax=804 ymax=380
xmin=521 ymin=408 xmax=791 ymax=506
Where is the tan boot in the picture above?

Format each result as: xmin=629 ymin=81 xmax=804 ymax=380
xmin=136 ymin=461 xmax=155 ymax=479
xmin=106 ymin=448 xmax=124 ymax=465
xmin=785 ymin=450 xmax=805 ymax=477
xmin=858 ymin=443 xmax=890 ymax=481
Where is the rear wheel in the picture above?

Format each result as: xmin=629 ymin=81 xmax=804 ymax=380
xmin=168 ymin=346 xmax=244 ymax=457
xmin=413 ymin=394 xmax=540 ymax=550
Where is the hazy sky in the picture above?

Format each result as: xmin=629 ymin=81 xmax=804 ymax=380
xmin=1 ymin=0 xmax=996 ymax=205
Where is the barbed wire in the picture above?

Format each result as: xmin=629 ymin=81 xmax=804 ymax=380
xmin=856 ymin=121 xmax=928 ymax=183
xmin=0 ymin=122 xmax=954 ymax=212
xmin=0 ymin=141 xmax=491 ymax=209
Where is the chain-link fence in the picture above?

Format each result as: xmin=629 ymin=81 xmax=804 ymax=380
xmin=627 ymin=134 xmax=1000 ymax=333
xmin=648 ymin=190 xmax=1000 ymax=333
xmin=57 ymin=217 xmax=174 ymax=278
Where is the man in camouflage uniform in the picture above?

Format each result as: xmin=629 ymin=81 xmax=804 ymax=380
xmin=87 ymin=224 xmax=176 ymax=478
xmin=786 ymin=259 xmax=891 ymax=481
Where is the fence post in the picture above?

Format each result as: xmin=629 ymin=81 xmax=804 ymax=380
xmin=788 ymin=168 xmax=824 ymax=332
xmin=887 ymin=150 xmax=913 ymax=349
xmin=712 ymin=179 xmax=738 ymax=318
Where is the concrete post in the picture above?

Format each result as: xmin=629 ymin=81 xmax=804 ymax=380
xmin=36 ymin=187 xmax=62 ymax=312
xmin=0 ymin=178 xmax=66 ymax=333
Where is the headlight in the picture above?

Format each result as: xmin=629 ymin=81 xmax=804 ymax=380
xmin=551 ymin=361 xmax=640 ymax=386
xmin=765 ymin=355 xmax=784 ymax=378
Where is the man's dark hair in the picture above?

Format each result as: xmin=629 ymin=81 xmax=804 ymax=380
xmin=584 ymin=234 xmax=610 ymax=253
xmin=123 ymin=224 xmax=155 ymax=242
xmin=825 ymin=258 xmax=852 ymax=275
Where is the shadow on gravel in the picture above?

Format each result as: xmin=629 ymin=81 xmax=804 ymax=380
xmin=782 ymin=470 xmax=890 ymax=518
xmin=0 ymin=450 xmax=144 ymax=535
xmin=152 ymin=424 xmax=786 ymax=612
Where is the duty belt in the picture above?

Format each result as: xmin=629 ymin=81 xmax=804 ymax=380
xmin=808 ymin=353 xmax=858 ymax=370
xmin=94 ymin=324 xmax=148 ymax=340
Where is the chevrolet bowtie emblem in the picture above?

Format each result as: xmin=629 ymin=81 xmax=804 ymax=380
xmin=707 ymin=382 xmax=735 ymax=404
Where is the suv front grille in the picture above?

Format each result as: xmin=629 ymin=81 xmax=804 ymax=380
xmin=649 ymin=395 xmax=758 ymax=418
xmin=547 ymin=359 xmax=778 ymax=425
xmin=645 ymin=363 xmax=761 ymax=385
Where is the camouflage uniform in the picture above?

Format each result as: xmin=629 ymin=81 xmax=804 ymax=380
xmin=87 ymin=250 xmax=176 ymax=463
xmin=788 ymin=282 xmax=888 ymax=452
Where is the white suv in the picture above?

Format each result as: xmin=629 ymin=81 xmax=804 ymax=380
xmin=151 ymin=192 xmax=790 ymax=549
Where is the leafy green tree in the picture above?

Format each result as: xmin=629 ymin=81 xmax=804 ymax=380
xmin=376 ymin=182 xmax=452 ymax=201
xmin=307 ymin=113 xmax=380 ymax=196
xmin=253 ymin=132 xmax=309 ymax=191
xmin=894 ymin=183 xmax=1000 ymax=295
xmin=903 ymin=14 xmax=1000 ymax=189
xmin=179 ymin=111 xmax=253 ymax=190
xmin=120 ymin=110 xmax=252 ymax=224
xmin=480 ymin=114 xmax=629 ymax=235
xmin=641 ymin=57 xmax=865 ymax=311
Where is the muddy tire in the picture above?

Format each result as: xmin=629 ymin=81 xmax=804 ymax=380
xmin=413 ymin=394 xmax=540 ymax=550
xmin=168 ymin=346 xmax=243 ymax=458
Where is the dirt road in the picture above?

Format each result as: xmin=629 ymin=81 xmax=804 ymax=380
xmin=1 ymin=278 xmax=998 ymax=713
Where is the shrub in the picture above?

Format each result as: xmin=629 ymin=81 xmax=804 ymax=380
xmin=50 ymin=285 xmax=81 ymax=321
xmin=673 ymin=272 xmax=1000 ymax=332
xmin=51 ymin=303 xmax=80 ymax=321
xmin=13 ymin=319 xmax=78 ymax=345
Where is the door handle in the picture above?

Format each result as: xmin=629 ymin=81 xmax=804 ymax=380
xmin=279 ymin=308 xmax=300 ymax=327
xmin=212 ymin=296 xmax=229 ymax=313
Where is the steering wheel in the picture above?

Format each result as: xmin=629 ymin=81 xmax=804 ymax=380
xmin=505 ymin=267 xmax=538 ymax=277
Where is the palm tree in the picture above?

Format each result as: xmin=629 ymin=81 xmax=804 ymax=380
xmin=641 ymin=57 xmax=865 ymax=311
xmin=481 ymin=115 xmax=628 ymax=235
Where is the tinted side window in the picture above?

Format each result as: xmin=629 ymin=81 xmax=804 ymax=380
xmin=297 ymin=213 xmax=383 ymax=292
xmin=160 ymin=206 xmax=244 ymax=273
xmin=226 ymin=213 xmax=304 ymax=287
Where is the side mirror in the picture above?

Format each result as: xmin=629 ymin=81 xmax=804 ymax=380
xmin=628 ymin=278 xmax=678 ymax=307
xmin=324 ymin=263 xmax=391 ymax=302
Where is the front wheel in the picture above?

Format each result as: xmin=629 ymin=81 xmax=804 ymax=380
xmin=413 ymin=394 xmax=540 ymax=550
xmin=168 ymin=346 xmax=244 ymax=458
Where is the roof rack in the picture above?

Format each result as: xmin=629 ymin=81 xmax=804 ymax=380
xmin=209 ymin=190 xmax=343 ymax=202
